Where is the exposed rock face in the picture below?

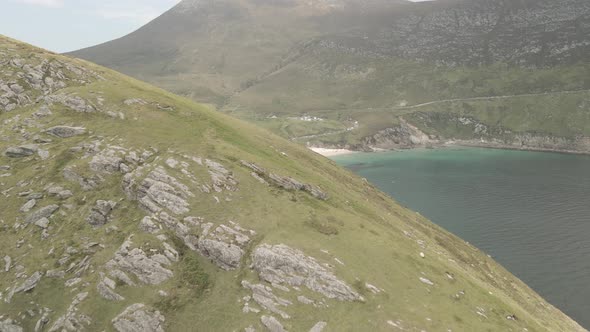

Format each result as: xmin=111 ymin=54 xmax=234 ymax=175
xmin=198 ymin=239 xmax=244 ymax=271
xmin=45 ymin=94 xmax=95 ymax=113
xmin=205 ymin=159 xmax=238 ymax=192
xmin=97 ymin=277 xmax=125 ymax=301
xmin=135 ymin=167 xmax=192 ymax=215
xmin=86 ymin=200 xmax=117 ymax=227
xmin=63 ymin=167 xmax=104 ymax=191
xmin=49 ymin=292 xmax=92 ymax=332
xmin=47 ymin=186 xmax=73 ymax=199
xmin=45 ymin=126 xmax=86 ymax=138
xmin=0 ymin=319 xmax=23 ymax=332
xmin=197 ymin=223 xmax=253 ymax=270
xmin=109 ymin=269 xmax=136 ymax=287
xmin=241 ymin=161 xmax=328 ymax=200
xmin=309 ymin=321 xmax=327 ymax=332
xmin=5 ymin=145 xmax=38 ymax=158
xmin=242 ymin=281 xmax=292 ymax=319
xmin=25 ymin=205 xmax=59 ymax=224
xmin=252 ymin=244 xmax=362 ymax=301
xmin=4 ymin=256 xmax=11 ymax=272
xmin=106 ymin=239 xmax=173 ymax=285
xmin=112 ymin=304 xmax=165 ymax=332
xmin=363 ymin=118 xmax=433 ymax=150
xmin=19 ymin=199 xmax=37 ymax=213
xmin=260 ymin=315 xmax=286 ymax=332
xmin=5 ymin=271 xmax=43 ymax=303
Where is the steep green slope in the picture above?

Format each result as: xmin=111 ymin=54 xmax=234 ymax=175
xmin=70 ymin=0 xmax=590 ymax=153
xmin=1 ymin=35 xmax=585 ymax=331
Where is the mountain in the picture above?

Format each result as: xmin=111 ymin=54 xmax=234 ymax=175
xmin=0 ymin=35 xmax=586 ymax=331
xmin=71 ymin=0 xmax=590 ymax=154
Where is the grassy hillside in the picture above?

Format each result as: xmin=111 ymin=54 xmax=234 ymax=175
xmin=1 ymin=35 xmax=585 ymax=331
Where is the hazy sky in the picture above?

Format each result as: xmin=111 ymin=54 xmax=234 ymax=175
xmin=0 ymin=0 xmax=182 ymax=53
xmin=1 ymin=0 xmax=431 ymax=54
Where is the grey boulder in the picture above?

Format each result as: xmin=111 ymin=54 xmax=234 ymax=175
xmin=45 ymin=126 xmax=86 ymax=138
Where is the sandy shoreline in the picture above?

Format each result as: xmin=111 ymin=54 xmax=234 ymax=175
xmin=310 ymin=142 xmax=590 ymax=158
xmin=309 ymin=147 xmax=358 ymax=157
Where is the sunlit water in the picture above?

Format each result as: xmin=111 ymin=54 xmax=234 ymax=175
xmin=333 ymin=147 xmax=590 ymax=328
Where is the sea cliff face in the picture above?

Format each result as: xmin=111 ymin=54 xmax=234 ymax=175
xmin=354 ymin=112 xmax=590 ymax=154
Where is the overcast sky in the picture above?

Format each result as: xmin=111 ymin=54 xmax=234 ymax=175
xmin=1 ymin=0 xmax=432 ymax=54
xmin=0 ymin=0 xmax=182 ymax=53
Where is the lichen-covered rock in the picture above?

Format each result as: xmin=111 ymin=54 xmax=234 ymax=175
xmin=25 ymin=204 xmax=59 ymax=224
xmin=139 ymin=216 xmax=161 ymax=234
xmin=45 ymin=94 xmax=95 ymax=113
xmin=5 ymin=271 xmax=43 ymax=303
xmin=242 ymin=281 xmax=292 ymax=319
xmin=19 ymin=199 xmax=36 ymax=213
xmin=241 ymin=161 xmax=327 ymax=200
xmin=252 ymin=244 xmax=362 ymax=301
xmin=112 ymin=304 xmax=165 ymax=332
xmin=97 ymin=277 xmax=124 ymax=301
xmin=198 ymin=239 xmax=244 ymax=271
xmin=260 ymin=316 xmax=286 ymax=332
xmin=5 ymin=145 xmax=38 ymax=158
xmin=90 ymin=154 xmax=124 ymax=174
xmin=45 ymin=126 xmax=86 ymax=138
xmin=86 ymin=200 xmax=117 ymax=227
xmin=63 ymin=167 xmax=104 ymax=190
xmin=109 ymin=269 xmax=136 ymax=287
xmin=136 ymin=167 xmax=192 ymax=215
xmin=0 ymin=319 xmax=23 ymax=332
xmin=106 ymin=239 xmax=173 ymax=285
xmin=4 ymin=256 xmax=12 ymax=272
xmin=47 ymin=186 xmax=73 ymax=199
xmin=205 ymin=159 xmax=238 ymax=192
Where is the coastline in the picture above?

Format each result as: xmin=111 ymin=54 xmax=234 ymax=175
xmin=309 ymin=147 xmax=358 ymax=157
xmin=310 ymin=141 xmax=590 ymax=158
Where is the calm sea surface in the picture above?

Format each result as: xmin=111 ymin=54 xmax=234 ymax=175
xmin=332 ymin=147 xmax=590 ymax=328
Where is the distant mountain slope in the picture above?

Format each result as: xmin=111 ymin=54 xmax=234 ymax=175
xmin=70 ymin=0 xmax=590 ymax=153
xmin=1 ymin=34 xmax=586 ymax=331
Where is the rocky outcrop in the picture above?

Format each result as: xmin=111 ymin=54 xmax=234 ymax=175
xmin=86 ymin=200 xmax=117 ymax=227
xmin=45 ymin=126 xmax=86 ymax=138
xmin=198 ymin=239 xmax=244 ymax=271
xmin=260 ymin=316 xmax=286 ymax=332
xmin=0 ymin=319 xmax=23 ymax=332
xmin=25 ymin=205 xmax=59 ymax=224
xmin=97 ymin=277 xmax=125 ymax=301
xmin=46 ymin=186 xmax=73 ymax=200
xmin=241 ymin=161 xmax=328 ymax=200
xmin=5 ymin=145 xmax=38 ymax=158
xmin=44 ymin=94 xmax=96 ymax=113
xmin=197 ymin=222 xmax=253 ymax=270
xmin=49 ymin=292 xmax=92 ymax=332
xmin=205 ymin=159 xmax=238 ymax=192
xmin=63 ymin=167 xmax=104 ymax=191
xmin=106 ymin=239 xmax=173 ymax=285
xmin=134 ymin=167 xmax=192 ymax=215
xmin=242 ymin=281 xmax=292 ymax=319
xmin=5 ymin=271 xmax=43 ymax=303
xmin=4 ymin=256 xmax=11 ymax=272
xmin=309 ymin=321 xmax=327 ymax=332
xmin=112 ymin=304 xmax=165 ymax=332
xmin=252 ymin=244 xmax=362 ymax=301
xmin=362 ymin=118 xmax=434 ymax=150
xmin=19 ymin=199 xmax=36 ymax=213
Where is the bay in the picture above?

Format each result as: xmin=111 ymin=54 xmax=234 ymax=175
xmin=333 ymin=147 xmax=590 ymax=328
